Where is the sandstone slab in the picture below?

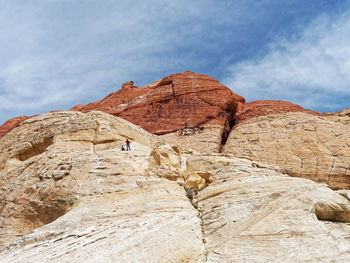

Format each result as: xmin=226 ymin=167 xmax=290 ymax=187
xmin=191 ymin=155 xmax=350 ymax=262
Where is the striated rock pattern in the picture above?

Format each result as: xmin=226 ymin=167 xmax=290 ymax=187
xmin=192 ymin=155 xmax=350 ymax=262
xmin=1 ymin=111 xmax=350 ymax=261
xmin=223 ymin=112 xmax=350 ymax=190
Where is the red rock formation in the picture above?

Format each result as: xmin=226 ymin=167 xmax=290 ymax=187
xmin=71 ymin=71 xmax=245 ymax=135
xmin=234 ymin=100 xmax=321 ymax=126
xmin=0 ymin=72 xmax=324 ymax=140
xmin=0 ymin=116 xmax=30 ymax=139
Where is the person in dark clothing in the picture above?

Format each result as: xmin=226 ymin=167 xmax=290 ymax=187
xmin=126 ymin=139 xmax=131 ymax=151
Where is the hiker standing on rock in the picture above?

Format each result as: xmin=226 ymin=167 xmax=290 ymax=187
xmin=126 ymin=139 xmax=131 ymax=151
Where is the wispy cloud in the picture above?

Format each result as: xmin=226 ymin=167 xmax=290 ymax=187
xmin=0 ymin=0 xmax=233 ymax=123
xmin=223 ymin=11 xmax=350 ymax=112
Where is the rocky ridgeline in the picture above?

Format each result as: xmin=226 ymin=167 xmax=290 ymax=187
xmin=1 ymin=72 xmax=350 ymax=262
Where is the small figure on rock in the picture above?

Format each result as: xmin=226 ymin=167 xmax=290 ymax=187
xmin=126 ymin=139 xmax=131 ymax=151
xmin=121 ymin=145 xmax=125 ymax=151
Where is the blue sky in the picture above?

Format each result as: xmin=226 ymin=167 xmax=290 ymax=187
xmin=1 ymin=0 xmax=350 ymax=125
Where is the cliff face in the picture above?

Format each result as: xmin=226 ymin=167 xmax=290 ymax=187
xmin=1 ymin=111 xmax=350 ymax=262
xmin=2 ymin=72 xmax=350 ymax=262
xmin=224 ymin=111 xmax=350 ymax=190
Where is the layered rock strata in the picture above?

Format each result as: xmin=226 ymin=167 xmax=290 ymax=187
xmin=193 ymin=155 xmax=350 ymax=262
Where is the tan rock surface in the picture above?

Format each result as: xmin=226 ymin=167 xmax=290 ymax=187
xmin=223 ymin=112 xmax=350 ymax=190
xmin=2 ymin=110 xmax=350 ymax=262
xmin=160 ymin=125 xmax=224 ymax=153
xmin=325 ymin=107 xmax=350 ymax=125
xmin=0 ymin=181 xmax=206 ymax=263
xmin=190 ymin=155 xmax=350 ymax=262
xmin=0 ymin=111 xmax=164 ymax=246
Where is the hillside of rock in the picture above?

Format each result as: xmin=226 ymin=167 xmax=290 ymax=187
xmin=223 ymin=111 xmax=350 ymax=190
xmin=1 ymin=111 xmax=350 ymax=262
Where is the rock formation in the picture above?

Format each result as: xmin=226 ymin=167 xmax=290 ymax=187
xmin=3 ymin=71 xmax=350 ymax=261
xmin=0 ymin=111 xmax=164 ymax=246
xmin=2 ymin=111 xmax=350 ymax=262
xmin=223 ymin=111 xmax=350 ymax=190
xmin=324 ymin=107 xmax=350 ymax=125
xmin=70 ymin=71 xmax=244 ymax=134
xmin=70 ymin=71 xmax=244 ymax=153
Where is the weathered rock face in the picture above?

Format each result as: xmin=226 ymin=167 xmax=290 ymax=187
xmin=2 ymin=111 xmax=350 ymax=262
xmin=0 ymin=111 xmax=164 ymax=246
xmin=325 ymin=107 xmax=350 ymax=125
xmin=223 ymin=112 xmax=350 ymax=190
xmin=192 ymin=155 xmax=350 ymax=262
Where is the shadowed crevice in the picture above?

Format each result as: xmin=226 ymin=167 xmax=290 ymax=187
xmin=16 ymin=137 xmax=54 ymax=161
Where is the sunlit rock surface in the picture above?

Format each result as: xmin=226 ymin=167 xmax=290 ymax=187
xmin=2 ymin=110 xmax=350 ymax=262
xmin=224 ymin=112 xmax=350 ymax=190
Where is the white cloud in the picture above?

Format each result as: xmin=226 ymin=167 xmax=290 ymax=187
xmin=223 ymin=12 xmax=350 ymax=112
xmin=0 ymin=0 xmax=237 ymax=124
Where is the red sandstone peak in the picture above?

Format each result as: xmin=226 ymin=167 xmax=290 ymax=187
xmin=0 ymin=72 xmax=324 ymax=140
xmin=71 ymin=71 xmax=245 ymax=135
